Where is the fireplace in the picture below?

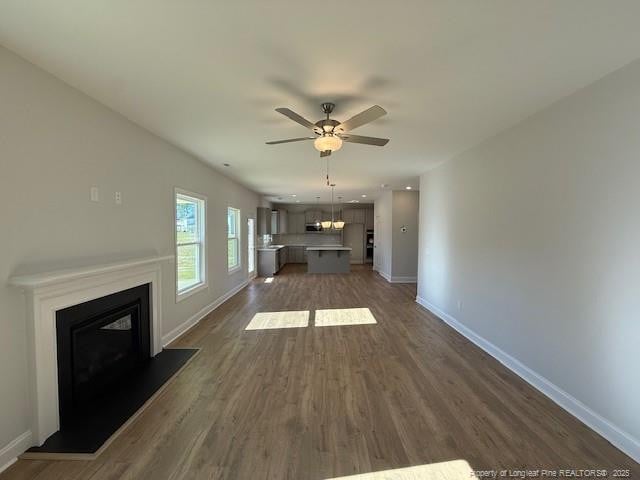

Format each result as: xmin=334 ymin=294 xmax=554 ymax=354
xmin=56 ymin=284 xmax=151 ymax=428
xmin=10 ymin=255 xmax=175 ymax=449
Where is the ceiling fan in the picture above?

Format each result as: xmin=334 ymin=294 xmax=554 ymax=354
xmin=266 ymin=102 xmax=389 ymax=157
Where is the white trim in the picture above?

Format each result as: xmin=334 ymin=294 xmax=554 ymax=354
xmin=415 ymin=296 xmax=640 ymax=463
xmin=390 ymin=275 xmax=417 ymax=283
xmin=175 ymin=282 xmax=208 ymax=303
xmin=9 ymin=256 xmax=173 ymax=288
xmin=378 ymin=270 xmax=391 ymax=282
xmin=377 ymin=271 xmax=417 ymax=283
xmin=9 ymin=257 xmax=169 ymax=446
xmin=227 ymin=265 xmax=242 ymax=275
xmin=162 ymin=280 xmax=249 ymax=347
xmin=0 ymin=431 xmax=32 ymax=474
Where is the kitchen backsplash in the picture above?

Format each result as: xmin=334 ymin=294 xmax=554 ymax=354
xmin=258 ymin=234 xmax=272 ymax=248
xmin=272 ymin=233 xmax=342 ymax=245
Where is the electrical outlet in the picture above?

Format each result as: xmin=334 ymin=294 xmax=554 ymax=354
xmin=115 ymin=191 xmax=122 ymax=205
xmin=90 ymin=186 xmax=99 ymax=202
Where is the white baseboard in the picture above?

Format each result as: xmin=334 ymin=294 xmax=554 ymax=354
xmin=389 ymin=275 xmax=417 ymax=283
xmin=378 ymin=271 xmax=417 ymax=283
xmin=378 ymin=270 xmax=391 ymax=282
xmin=162 ymin=280 xmax=249 ymax=347
xmin=0 ymin=431 xmax=31 ymax=474
xmin=415 ymin=296 xmax=640 ymax=463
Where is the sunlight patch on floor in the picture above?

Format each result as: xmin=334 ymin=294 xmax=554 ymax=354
xmin=315 ymin=308 xmax=377 ymax=327
xmin=264 ymin=277 xmax=274 ymax=283
xmin=326 ymin=460 xmax=476 ymax=479
xmin=245 ymin=311 xmax=309 ymax=330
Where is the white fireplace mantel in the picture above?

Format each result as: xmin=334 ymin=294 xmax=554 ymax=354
xmin=9 ymin=255 xmax=173 ymax=446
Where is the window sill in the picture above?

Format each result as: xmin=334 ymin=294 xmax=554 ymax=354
xmin=228 ymin=265 xmax=242 ymax=275
xmin=176 ymin=282 xmax=208 ymax=303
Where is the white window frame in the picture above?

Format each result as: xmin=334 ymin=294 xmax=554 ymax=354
xmin=175 ymin=188 xmax=208 ymax=302
xmin=228 ymin=206 xmax=242 ymax=274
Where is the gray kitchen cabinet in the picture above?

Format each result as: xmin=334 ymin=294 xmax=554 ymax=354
xmin=280 ymin=246 xmax=288 ymax=268
xmin=344 ymin=223 xmax=365 ymax=264
xmin=343 ymin=208 xmax=365 ymax=224
xmin=258 ymin=249 xmax=279 ymax=276
xmin=290 ymin=212 xmax=305 ymax=233
xmin=289 ymin=246 xmax=304 ymax=263
xmin=278 ymin=209 xmax=288 ymax=234
xmin=270 ymin=209 xmax=288 ymax=234
xmin=365 ymin=208 xmax=374 ymax=230
xmin=305 ymin=209 xmax=321 ymax=224
xmin=257 ymin=207 xmax=272 ymax=235
xmin=299 ymin=213 xmax=306 ymax=233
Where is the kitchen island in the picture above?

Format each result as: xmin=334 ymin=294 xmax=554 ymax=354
xmin=306 ymin=246 xmax=352 ymax=274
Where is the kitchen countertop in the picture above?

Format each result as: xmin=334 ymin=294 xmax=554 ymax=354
xmin=257 ymin=244 xmax=343 ymax=251
xmin=305 ymin=246 xmax=352 ymax=251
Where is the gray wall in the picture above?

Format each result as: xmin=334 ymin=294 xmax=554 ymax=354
xmin=0 ymin=46 xmax=258 ymax=453
xmin=391 ymin=191 xmax=419 ymax=279
xmin=417 ymin=58 xmax=640 ymax=456
xmin=374 ymin=191 xmax=419 ymax=281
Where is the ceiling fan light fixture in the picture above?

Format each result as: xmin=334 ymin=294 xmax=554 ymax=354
xmin=314 ymin=134 xmax=343 ymax=153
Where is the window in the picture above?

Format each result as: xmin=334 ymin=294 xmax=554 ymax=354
xmin=247 ymin=218 xmax=256 ymax=275
xmin=175 ymin=190 xmax=206 ymax=299
xmin=228 ymin=207 xmax=241 ymax=272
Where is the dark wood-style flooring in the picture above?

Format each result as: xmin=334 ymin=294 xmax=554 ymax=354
xmin=3 ymin=265 xmax=637 ymax=479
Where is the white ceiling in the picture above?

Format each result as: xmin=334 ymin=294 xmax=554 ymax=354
xmin=2 ymin=1 xmax=640 ymax=202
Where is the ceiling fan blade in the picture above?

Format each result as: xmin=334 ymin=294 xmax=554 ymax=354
xmin=339 ymin=134 xmax=390 ymax=146
xmin=265 ymin=137 xmax=315 ymax=145
xmin=320 ymin=150 xmax=332 ymax=157
xmin=335 ymin=105 xmax=386 ymax=133
xmin=275 ymin=108 xmax=320 ymax=132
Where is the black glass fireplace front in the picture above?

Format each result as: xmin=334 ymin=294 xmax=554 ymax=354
xmin=56 ymin=284 xmax=151 ymax=428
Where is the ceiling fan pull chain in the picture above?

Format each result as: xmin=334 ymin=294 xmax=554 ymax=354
xmin=326 ymin=157 xmax=330 ymax=186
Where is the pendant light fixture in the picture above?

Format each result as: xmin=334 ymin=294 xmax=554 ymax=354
xmin=322 ymin=183 xmax=344 ymax=230
xmin=333 ymin=194 xmax=345 ymax=230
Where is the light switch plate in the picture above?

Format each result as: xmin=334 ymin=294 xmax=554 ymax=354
xmin=90 ymin=186 xmax=99 ymax=202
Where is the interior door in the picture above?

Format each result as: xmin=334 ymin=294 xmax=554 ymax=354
xmin=247 ymin=218 xmax=256 ymax=277
xmin=343 ymin=223 xmax=364 ymax=264
xmin=373 ymin=216 xmax=380 ymax=269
